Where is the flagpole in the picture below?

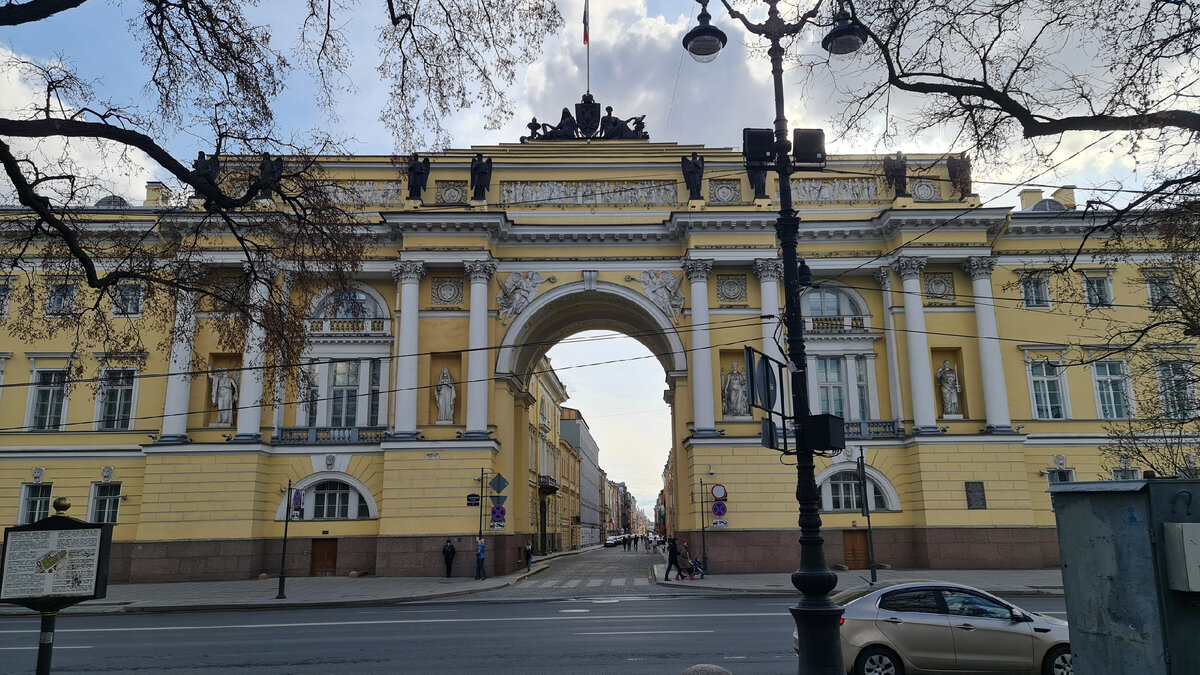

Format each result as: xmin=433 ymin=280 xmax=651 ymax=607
xmin=584 ymin=0 xmax=591 ymax=94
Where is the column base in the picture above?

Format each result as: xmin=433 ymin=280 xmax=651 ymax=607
xmin=390 ymin=431 xmax=424 ymax=441
xmin=689 ymin=428 xmax=725 ymax=439
xmin=152 ymin=434 xmax=190 ymax=445
xmin=230 ymin=433 xmax=262 ymax=443
xmin=982 ymin=424 xmax=1018 ymax=435
xmin=457 ymin=430 xmax=494 ymax=440
xmin=913 ymin=425 xmax=944 ymax=435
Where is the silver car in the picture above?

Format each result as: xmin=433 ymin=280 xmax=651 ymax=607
xmin=795 ymin=581 xmax=1072 ymax=675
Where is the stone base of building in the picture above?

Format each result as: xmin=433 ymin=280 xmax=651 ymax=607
xmin=672 ymin=526 xmax=1061 ymax=574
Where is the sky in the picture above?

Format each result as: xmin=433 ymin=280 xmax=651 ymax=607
xmin=0 ymin=0 xmax=1146 ymax=510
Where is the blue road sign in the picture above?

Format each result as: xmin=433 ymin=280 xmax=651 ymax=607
xmin=712 ymin=502 xmax=727 ymax=517
xmin=490 ymin=505 xmax=506 ymax=521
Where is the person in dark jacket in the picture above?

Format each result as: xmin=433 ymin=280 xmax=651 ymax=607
xmin=664 ymin=536 xmax=685 ymax=581
xmin=441 ymin=539 xmax=456 ymax=578
xmin=523 ymin=540 xmax=533 ymax=572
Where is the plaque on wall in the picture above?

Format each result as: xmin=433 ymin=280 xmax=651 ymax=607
xmin=965 ymin=481 xmax=987 ymax=510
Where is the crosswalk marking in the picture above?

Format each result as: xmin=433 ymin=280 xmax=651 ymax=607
xmin=564 ymin=580 xmax=581 ymax=588
xmin=519 ymin=576 xmax=655 ymax=589
xmin=541 ymin=580 xmax=560 ymax=587
xmin=611 ymin=578 xmax=625 ymax=586
xmin=586 ymin=579 xmax=604 ymax=587
xmin=633 ymin=578 xmax=648 ymax=586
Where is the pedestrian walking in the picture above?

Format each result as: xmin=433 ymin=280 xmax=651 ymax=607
xmin=474 ymin=537 xmax=487 ymax=580
xmin=679 ymin=540 xmax=695 ymax=580
xmin=664 ymin=536 xmax=685 ymax=581
xmin=441 ymin=539 xmax=456 ymax=578
xmin=523 ymin=540 xmax=533 ymax=572
xmin=633 ymin=535 xmax=639 ymax=551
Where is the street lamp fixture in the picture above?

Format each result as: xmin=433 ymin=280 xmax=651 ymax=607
xmin=682 ymin=1 xmax=863 ymax=673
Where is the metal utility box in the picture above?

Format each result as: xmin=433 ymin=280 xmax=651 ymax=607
xmin=1050 ymin=480 xmax=1200 ymax=675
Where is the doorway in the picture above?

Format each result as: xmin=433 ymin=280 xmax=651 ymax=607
xmin=843 ymin=530 xmax=869 ymax=569
xmin=311 ymin=539 xmax=338 ymax=576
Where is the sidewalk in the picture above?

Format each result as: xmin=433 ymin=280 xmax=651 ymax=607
xmin=0 ymin=546 xmax=1062 ymax=617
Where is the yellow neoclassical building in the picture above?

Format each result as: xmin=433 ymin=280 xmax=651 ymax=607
xmin=0 ymin=118 xmax=1181 ymax=580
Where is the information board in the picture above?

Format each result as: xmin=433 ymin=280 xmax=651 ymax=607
xmin=1 ymin=528 xmax=103 ymax=600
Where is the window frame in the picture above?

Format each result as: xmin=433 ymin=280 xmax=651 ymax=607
xmin=45 ymin=281 xmax=78 ymax=317
xmin=1112 ymin=468 xmax=1141 ymax=481
xmin=88 ymin=482 xmax=122 ymax=523
xmin=1083 ymin=273 xmax=1114 ymax=309
xmin=19 ymin=483 xmax=53 ymax=524
xmin=277 ymin=475 xmax=376 ymax=522
xmin=1157 ymin=360 xmax=1195 ymax=420
xmin=0 ymin=276 xmax=11 ymax=318
xmin=1020 ymin=274 xmax=1051 ymax=309
xmin=27 ymin=368 xmax=70 ymax=431
xmin=95 ymin=367 xmax=138 ymax=431
xmin=1028 ymin=360 xmax=1070 ymax=420
xmin=1146 ymin=273 xmax=1174 ymax=309
xmin=1046 ymin=468 xmax=1076 ymax=485
xmin=1092 ymin=360 xmax=1133 ymax=420
xmin=816 ymin=356 xmax=847 ymax=419
xmin=111 ymin=283 xmax=144 ymax=317
xmin=817 ymin=463 xmax=900 ymax=513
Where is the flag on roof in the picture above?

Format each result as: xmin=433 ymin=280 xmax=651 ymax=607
xmin=583 ymin=0 xmax=590 ymax=45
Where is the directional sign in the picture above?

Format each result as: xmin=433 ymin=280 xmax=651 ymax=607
xmin=488 ymin=473 xmax=509 ymax=494
xmin=466 ymin=493 xmax=480 ymax=507
xmin=711 ymin=501 xmax=728 ymax=518
xmin=490 ymin=505 xmax=506 ymax=521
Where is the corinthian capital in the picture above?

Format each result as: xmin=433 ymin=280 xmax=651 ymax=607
xmin=392 ymin=260 xmax=425 ymax=285
xmin=962 ymin=256 xmax=997 ymax=280
xmin=465 ymin=261 xmax=497 ymax=283
xmin=682 ymin=259 xmax=714 ymax=282
xmin=890 ymin=256 xmax=928 ymax=280
xmin=872 ymin=267 xmax=891 ymax=290
xmin=753 ymin=258 xmax=784 ymax=282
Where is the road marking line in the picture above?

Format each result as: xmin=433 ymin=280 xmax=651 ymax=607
xmin=575 ymin=630 xmax=715 ymax=636
xmin=564 ymin=580 xmax=581 ymax=588
xmin=586 ymin=579 xmax=604 ymax=587
xmin=559 ymin=609 xmax=590 ymax=613
xmin=0 ymin=646 xmax=93 ymax=650
xmin=612 ymin=578 xmax=625 ymax=586
xmin=541 ymin=580 xmax=560 ymax=588
xmin=633 ymin=578 xmax=648 ymax=586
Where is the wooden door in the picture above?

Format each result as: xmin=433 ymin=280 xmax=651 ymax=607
xmin=311 ymin=539 xmax=338 ymax=577
xmin=843 ymin=530 xmax=869 ymax=570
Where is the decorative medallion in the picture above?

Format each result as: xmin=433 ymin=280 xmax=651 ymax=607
xmin=32 ymin=467 xmax=44 ymax=483
xmin=100 ymin=466 xmax=114 ymax=483
xmin=431 ymin=277 xmax=464 ymax=306
xmin=325 ymin=454 xmax=336 ymax=470
xmin=924 ymin=273 xmax=955 ymax=301
xmin=709 ymin=179 xmax=741 ymax=204
xmin=716 ymin=275 xmax=747 ymax=303
xmin=1053 ymin=454 xmax=1067 ymax=470
xmin=436 ymin=181 xmax=468 ymax=204
xmin=910 ymin=178 xmax=940 ymax=201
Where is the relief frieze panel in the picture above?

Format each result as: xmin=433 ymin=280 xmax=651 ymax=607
xmin=500 ymin=180 xmax=678 ymax=206
xmin=786 ymin=178 xmax=879 ymax=203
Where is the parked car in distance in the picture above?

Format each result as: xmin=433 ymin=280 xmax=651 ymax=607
xmin=793 ymin=581 xmax=1071 ymax=675
xmin=603 ymin=535 xmax=622 ymax=547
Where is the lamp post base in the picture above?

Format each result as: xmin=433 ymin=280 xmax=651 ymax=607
xmin=789 ymin=600 xmax=845 ymax=674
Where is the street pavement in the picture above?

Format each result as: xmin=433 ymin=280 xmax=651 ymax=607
xmin=0 ymin=544 xmax=1064 ymax=617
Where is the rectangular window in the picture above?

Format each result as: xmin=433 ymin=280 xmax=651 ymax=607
xmin=1158 ymin=360 xmax=1194 ymax=419
xmin=45 ymin=282 xmax=77 ymax=316
xmin=0 ymin=276 xmax=11 ymax=317
xmin=1046 ymin=468 xmax=1075 ymax=484
xmin=98 ymin=369 xmax=136 ymax=430
xmin=1022 ymin=276 xmax=1050 ymax=308
xmin=1147 ymin=274 xmax=1174 ymax=308
xmin=816 ymin=357 xmax=845 ymax=418
xmin=20 ymin=483 xmax=52 ymax=524
xmin=1030 ymin=361 xmax=1066 ymax=420
xmin=368 ymin=359 xmax=381 ymax=426
xmin=30 ymin=369 xmax=68 ymax=430
xmin=1112 ymin=468 xmax=1140 ymax=481
xmin=1084 ymin=275 xmax=1113 ymax=309
xmin=855 ymin=356 xmax=869 ymax=421
xmin=90 ymin=483 xmax=121 ymax=523
xmin=112 ymin=284 xmax=143 ymax=316
xmin=329 ymin=361 xmax=359 ymax=427
xmin=1093 ymin=361 xmax=1131 ymax=419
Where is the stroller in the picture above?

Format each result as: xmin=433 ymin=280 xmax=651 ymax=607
xmin=681 ymin=556 xmax=706 ymax=579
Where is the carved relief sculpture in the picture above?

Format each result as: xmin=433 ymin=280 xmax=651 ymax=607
xmin=431 ymin=278 xmax=464 ymax=306
xmin=497 ymin=271 xmax=548 ymax=325
xmin=435 ymin=368 xmax=456 ymax=423
xmin=936 ymin=360 xmax=961 ymax=416
xmin=100 ymin=466 xmax=114 ymax=483
xmin=716 ymin=275 xmax=747 ymax=303
xmin=210 ymin=370 xmax=239 ymax=426
xmin=924 ymin=273 xmax=955 ymax=301
xmin=632 ymin=270 xmax=684 ymax=322
xmin=722 ymin=362 xmax=749 ymax=418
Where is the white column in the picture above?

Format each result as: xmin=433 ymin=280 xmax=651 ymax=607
xmin=964 ymin=257 xmax=1013 ymax=432
xmin=392 ymin=260 xmax=424 ymax=439
xmin=891 ymin=257 xmax=939 ymax=434
xmin=873 ymin=268 xmax=905 ymax=425
xmin=235 ymin=269 xmax=271 ymax=441
xmin=465 ymin=261 xmax=496 ymax=438
xmin=753 ymin=259 xmax=786 ymax=419
xmin=160 ymin=291 xmax=196 ymax=443
xmin=683 ymin=259 xmax=716 ymax=435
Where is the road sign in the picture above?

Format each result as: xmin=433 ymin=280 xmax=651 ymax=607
xmin=711 ymin=484 xmax=727 ymax=501
xmin=489 ymin=521 xmax=506 ymax=530
xmin=490 ymin=495 xmax=507 ymax=507
xmin=712 ymin=519 xmax=728 ymax=527
xmin=466 ymin=493 xmax=480 ymax=507
xmin=490 ymin=505 xmax=506 ymax=521
xmin=488 ymin=473 xmax=509 ymax=494
xmin=744 ymin=346 xmax=779 ymax=411
xmin=712 ymin=501 xmax=728 ymax=518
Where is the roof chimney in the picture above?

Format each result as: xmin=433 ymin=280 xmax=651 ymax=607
xmin=1051 ymin=186 xmax=1077 ymax=210
xmin=1019 ymin=189 xmax=1043 ymax=210
xmin=144 ymin=181 xmax=171 ymax=207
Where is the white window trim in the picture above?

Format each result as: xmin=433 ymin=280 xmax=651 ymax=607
xmin=1112 ymin=468 xmax=1141 ymax=481
xmin=110 ymin=283 xmax=144 ymax=318
xmin=26 ymin=366 xmax=70 ymax=431
xmin=1091 ymin=360 xmax=1134 ymax=420
xmin=0 ymin=276 xmax=12 ymax=318
xmin=87 ymin=482 xmax=122 ymax=523
xmin=1026 ymin=358 xmax=1072 ymax=420
xmin=1081 ymin=271 xmax=1114 ymax=310
xmin=273 ymin=471 xmax=378 ymax=521
xmin=18 ymin=482 xmax=53 ymax=525
xmin=44 ymin=280 xmax=78 ymax=317
xmin=294 ymin=352 xmax=389 ymax=428
xmin=1156 ymin=359 xmax=1197 ymax=419
xmin=93 ymin=366 xmax=140 ymax=431
xmin=1045 ymin=468 xmax=1076 ymax=486
xmin=815 ymin=462 xmax=901 ymax=512
xmin=1020 ymin=273 xmax=1052 ymax=309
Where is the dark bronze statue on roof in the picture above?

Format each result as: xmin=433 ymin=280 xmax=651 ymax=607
xmin=521 ymin=94 xmax=649 ymax=142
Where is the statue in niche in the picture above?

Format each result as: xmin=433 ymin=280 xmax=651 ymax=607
xmin=209 ymin=370 xmax=239 ymax=426
xmin=635 ymin=270 xmax=684 ymax=322
xmin=497 ymin=271 xmax=546 ymax=324
xmin=680 ymin=152 xmax=705 ymax=201
xmin=540 ymin=108 xmax=580 ymax=140
xmin=470 ymin=153 xmax=492 ymax=201
xmin=936 ymin=360 xmax=961 ymax=416
xmin=257 ymin=153 xmax=284 ymax=200
xmin=883 ymin=151 xmax=909 ymax=197
xmin=599 ymin=106 xmax=647 ymax=140
xmin=407 ymin=153 xmax=431 ymax=200
xmin=435 ymin=368 xmax=456 ymax=423
xmin=722 ymin=362 xmax=749 ymax=417
xmin=947 ymin=153 xmax=973 ymax=198
xmin=747 ymin=164 xmax=768 ymax=200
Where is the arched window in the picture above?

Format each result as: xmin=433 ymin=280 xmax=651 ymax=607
xmin=321 ymin=290 xmax=384 ymax=319
xmin=808 ymin=288 xmax=862 ymax=317
xmin=816 ymin=464 xmax=900 ymax=513
xmin=281 ymin=478 xmax=375 ymax=521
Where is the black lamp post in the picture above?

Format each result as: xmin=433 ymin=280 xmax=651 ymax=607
xmin=682 ymin=2 xmax=866 ymax=673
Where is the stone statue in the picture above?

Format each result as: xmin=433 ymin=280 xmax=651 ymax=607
xmin=470 ymin=153 xmax=492 ymax=201
xmin=747 ymin=164 xmax=768 ymax=200
xmin=497 ymin=271 xmax=546 ymax=324
xmin=936 ymin=360 xmax=960 ymax=416
xmin=722 ymin=363 xmax=749 ymax=417
xmin=435 ymin=367 xmax=456 ymax=423
xmin=210 ymin=370 xmax=239 ymax=426
xmin=540 ymin=108 xmax=580 ymax=140
xmin=883 ymin=151 xmax=908 ymax=197
xmin=636 ymin=270 xmax=684 ymax=322
xmin=947 ymin=153 xmax=973 ymax=199
xmin=680 ymin=152 xmax=705 ymax=201
xmin=257 ymin=153 xmax=284 ymax=200
xmin=599 ymin=106 xmax=646 ymax=140
xmin=520 ymin=117 xmax=542 ymax=143
xmin=192 ymin=151 xmax=219 ymax=199
xmin=407 ymin=153 xmax=431 ymax=200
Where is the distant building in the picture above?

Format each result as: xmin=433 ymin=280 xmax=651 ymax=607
xmin=561 ymin=407 xmax=602 ymax=546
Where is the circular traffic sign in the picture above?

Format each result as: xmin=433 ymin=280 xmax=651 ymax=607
xmin=711 ymin=484 xmax=727 ymax=500
xmin=712 ymin=501 xmax=727 ymax=517
xmin=490 ymin=505 xmax=506 ymax=521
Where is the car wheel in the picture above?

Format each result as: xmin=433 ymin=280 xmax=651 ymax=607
xmin=1043 ymin=645 xmax=1072 ymax=675
xmin=854 ymin=646 xmax=904 ymax=675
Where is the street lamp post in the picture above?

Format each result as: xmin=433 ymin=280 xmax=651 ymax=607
xmin=682 ymin=2 xmax=866 ymax=673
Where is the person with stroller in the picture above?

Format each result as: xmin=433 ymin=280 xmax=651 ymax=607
xmin=664 ymin=536 xmax=686 ymax=581
xmin=678 ymin=539 xmax=697 ymax=580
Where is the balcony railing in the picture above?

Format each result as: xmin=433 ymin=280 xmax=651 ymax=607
xmin=308 ymin=317 xmax=391 ymax=336
xmin=804 ymin=315 xmax=870 ymax=333
xmin=843 ymin=419 xmax=905 ymax=440
xmin=538 ymin=475 xmax=559 ymax=494
xmin=274 ymin=426 xmax=390 ymax=445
